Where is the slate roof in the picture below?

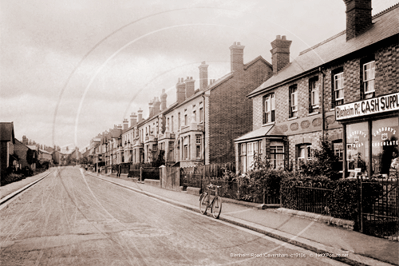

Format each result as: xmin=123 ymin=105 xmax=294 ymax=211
xmin=248 ymin=4 xmax=399 ymax=98
xmin=235 ymin=124 xmax=273 ymax=142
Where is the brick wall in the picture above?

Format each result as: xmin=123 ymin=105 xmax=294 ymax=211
xmin=375 ymin=41 xmax=399 ymax=96
xmin=209 ymin=59 xmax=272 ymax=163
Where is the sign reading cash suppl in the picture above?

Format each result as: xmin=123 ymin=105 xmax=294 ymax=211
xmin=335 ymin=92 xmax=399 ymax=121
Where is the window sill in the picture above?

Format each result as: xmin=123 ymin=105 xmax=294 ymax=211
xmin=288 ymin=117 xmax=298 ymax=121
xmin=308 ymin=112 xmax=319 ymax=116
xmin=262 ymin=121 xmax=275 ymax=126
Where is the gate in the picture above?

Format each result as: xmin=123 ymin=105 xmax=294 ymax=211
xmin=360 ymin=173 xmax=399 ymax=239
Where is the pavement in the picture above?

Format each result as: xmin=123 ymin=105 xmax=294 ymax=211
xmin=1 ymin=168 xmax=398 ymax=266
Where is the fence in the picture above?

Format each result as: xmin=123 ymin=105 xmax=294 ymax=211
xmin=179 ymin=163 xmax=279 ymax=204
xmin=360 ymin=176 xmax=398 ymax=238
xmin=142 ymin=167 xmax=159 ymax=180
xmin=295 ymin=186 xmax=333 ymax=215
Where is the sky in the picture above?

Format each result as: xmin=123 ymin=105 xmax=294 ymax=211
xmin=1 ymin=0 xmax=398 ymax=150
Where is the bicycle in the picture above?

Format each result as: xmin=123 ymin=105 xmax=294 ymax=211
xmin=199 ymin=183 xmax=222 ymax=219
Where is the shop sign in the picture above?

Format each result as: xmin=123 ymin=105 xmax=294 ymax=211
xmin=335 ymin=92 xmax=399 ymax=120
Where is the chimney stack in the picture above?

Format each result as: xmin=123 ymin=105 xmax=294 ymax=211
xmin=270 ymin=35 xmax=292 ymax=74
xmin=176 ymin=78 xmax=186 ymax=103
xmin=343 ymin=0 xmax=372 ymax=41
xmin=148 ymin=100 xmax=154 ymax=117
xmin=130 ymin=112 xmax=137 ymax=127
xmin=153 ymin=97 xmax=161 ymax=115
xmin=199 ymin=61 xmax=209 ymax=90
xmin=185 ymin=77 xmax=195 ymax=99
xmin=160 ymin=89 xmax=167 ymax=110
xmin=123 ymin=119 xmax=128 ymax=130
xmin=138 ymin=108 xmax=143 ymax=122
xmin=229 ymin=42 xmax=245 ymax=72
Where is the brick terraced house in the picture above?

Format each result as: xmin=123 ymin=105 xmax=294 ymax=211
xmin=130 ymin=42 xmax=273 ymax=167
xmin=235 ymin=0 xmax=399 ymax=178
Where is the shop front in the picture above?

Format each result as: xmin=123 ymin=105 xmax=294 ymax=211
xmin=336 ymin=92 xmax=399 ymax=178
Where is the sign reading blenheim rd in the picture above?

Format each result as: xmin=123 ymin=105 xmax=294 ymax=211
xmin=335 ymin=92 xmax=399 ymax=121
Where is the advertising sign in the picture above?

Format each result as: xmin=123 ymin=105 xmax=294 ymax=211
xmin=335 ymin=92 xmax=399 ymax=121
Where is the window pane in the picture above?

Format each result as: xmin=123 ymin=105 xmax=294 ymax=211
xmin=346 ymin=122 xmax=369 ymax=177
xmin=271 ymin=94 xmax=275 ymax=110
xmin=372 ymin=118 xmax=399 ymax=177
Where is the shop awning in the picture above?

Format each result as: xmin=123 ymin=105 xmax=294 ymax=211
xmin=234 ymin=125 xmax=285 ymax=143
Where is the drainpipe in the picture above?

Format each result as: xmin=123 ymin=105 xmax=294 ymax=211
xmin=319 ymin=67 xmax=325 ymax=141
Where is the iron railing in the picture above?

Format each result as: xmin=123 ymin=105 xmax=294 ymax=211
xmin=295 ymin=186 xmax=333 ymax=215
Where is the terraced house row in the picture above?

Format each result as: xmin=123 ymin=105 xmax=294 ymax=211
xmin=89 ymin=40 xmax=273 ymax=174
xmin=235 ymin=0 xmax=399 ymax=178
xmin=89 ymin=0 xmax=398 ymax=179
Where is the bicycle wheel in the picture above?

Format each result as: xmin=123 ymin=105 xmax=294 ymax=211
xmin=211 ymin=196 xmax=222 ymax=219
xmin=199 ymin=193 xmax=210 ymax=214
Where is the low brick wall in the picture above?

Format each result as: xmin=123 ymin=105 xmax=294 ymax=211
xmin=144 ymin=179 xmax=160 ymax=187
xmin=186 ymin=187 xmax=201 ymax=195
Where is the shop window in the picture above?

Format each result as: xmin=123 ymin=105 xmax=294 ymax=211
xmin=309 ymin=77 xmax=319 ymax=113
xmin=289 ymin=85 xmax=298 ymax=118
xmin=371 ymin=117 xmax=398 ymax=178
xmin=332 ymin=68 xmax=344 ymax=107
xmin=346 ymin=122 xmax=369 ymax=177
xmin=363 ymin=60 xmax=375 ymax=99
xmin=196 ymin=135 xmax=201 ymax=159
xmin=263 ymin=93 xmax=275 ymax=124
xmin=270 ymin=141 xmax=284 ymax=169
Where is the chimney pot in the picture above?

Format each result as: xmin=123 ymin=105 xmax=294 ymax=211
xmin=282 ymin=35 xmax=286 ymax=40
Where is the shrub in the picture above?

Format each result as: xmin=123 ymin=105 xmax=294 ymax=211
xmin=299 ymin=138 xmax=341 ymax=180
xmin=280 ymin=176 xmax=384 ymax=229
xmin=237 ymin=154 xmax=292 ymax=203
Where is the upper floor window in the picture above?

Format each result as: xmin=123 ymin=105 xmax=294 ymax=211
xmin=171 ymin=116 xmax=174 ymax=132
xmin=289 ymin=85 xmax=298 ymax=118
xmin=309 ymin=78 xmax=319 ymax=113
xmin=199 ymin=107 xmax=204 ymax=122
xmin=184 ymin=114 xmax=188 ymax=126
xmin=333 ymin=72 xmax=344 ymax=106
xmin=363 ymin=60 xmax=375 ymax=99
xmin=178 ymin=113 xmax=181 ymax=129
xmin=193 ymin=110 xmax=196 ymax=122
xmin=263 ymin=93 xmax=275 ymax=124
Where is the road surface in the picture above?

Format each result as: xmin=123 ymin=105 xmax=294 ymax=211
xmin=0 ymin=166 xmax=347 ymax=265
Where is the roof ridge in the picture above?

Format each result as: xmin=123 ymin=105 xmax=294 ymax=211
xmin=299 ymin=31 xmax=346 ymax=56
xmin=373 ymin=2 xmax=399 ymax=19
xmin=299 ymin=3 xmax=399 ymax=57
